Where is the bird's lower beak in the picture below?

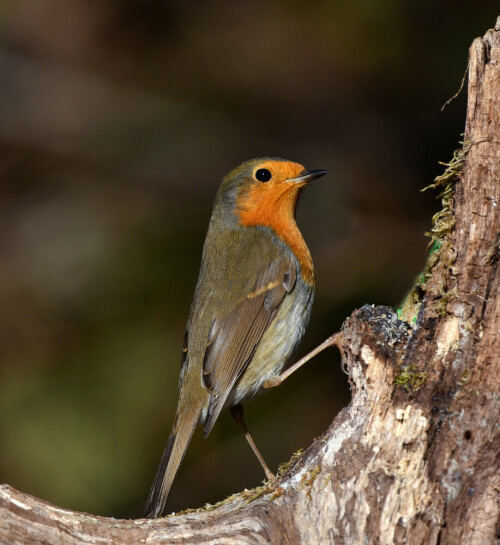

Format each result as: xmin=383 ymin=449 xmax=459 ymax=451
xmin=289 ymin=169 xmax=328 ymax=184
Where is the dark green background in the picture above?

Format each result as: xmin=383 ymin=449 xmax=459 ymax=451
xmin=0 ymin=0 xmax=495 ymax=518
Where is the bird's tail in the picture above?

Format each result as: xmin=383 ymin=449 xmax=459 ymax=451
xmin=144 ymin=406 xmax=200 ymax=518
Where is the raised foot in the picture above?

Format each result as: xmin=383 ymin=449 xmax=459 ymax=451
xmin=263 ymin=377 xmax=281 ymax=389
xmin=266 ymin=332 xmax=342 ymax=388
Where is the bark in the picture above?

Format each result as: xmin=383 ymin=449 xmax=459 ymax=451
xmin=1 ymin=19 xmax=499 ymax=545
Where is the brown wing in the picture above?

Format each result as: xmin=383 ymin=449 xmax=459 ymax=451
xmin=202 ymin=258 xmax=297 ymax=436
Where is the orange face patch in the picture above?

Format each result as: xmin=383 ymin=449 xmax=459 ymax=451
xmin=237 ymin=160 xmax=314 ymax=284
xmin=252 ymin=160 xmax=305 ymax=184
xmin=237 ymin=160 xmax=306 ymax=222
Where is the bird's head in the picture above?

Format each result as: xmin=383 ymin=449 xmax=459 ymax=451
xmin=214 ymin=157 xmax=327 ymax=229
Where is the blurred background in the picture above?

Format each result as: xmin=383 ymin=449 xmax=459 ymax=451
xmin=0 ymin=0 xmax=495 ymax=519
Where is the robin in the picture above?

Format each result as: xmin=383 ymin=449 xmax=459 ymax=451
xmin=145 ymin=157 xmax=328 ymax=518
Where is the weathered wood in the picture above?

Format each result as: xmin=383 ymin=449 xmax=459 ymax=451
xmin=1 ymin=18 xmax=499 ymax=545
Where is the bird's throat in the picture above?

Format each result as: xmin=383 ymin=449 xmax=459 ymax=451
xmin=237 ymin=184 xmax=314 ymax=285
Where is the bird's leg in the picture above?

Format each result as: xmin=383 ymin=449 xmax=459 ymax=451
xmin=230 ymin=404 xmax=275 ymax=481
xmin=264 ymin=332 xmax=342 ymax=389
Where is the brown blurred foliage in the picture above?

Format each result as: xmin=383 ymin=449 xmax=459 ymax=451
xmin=0 ymin=0 xmax=495 ymax=518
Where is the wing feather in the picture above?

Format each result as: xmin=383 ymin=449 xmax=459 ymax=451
xmin=202 ymin=258 xmax=296 ymax=436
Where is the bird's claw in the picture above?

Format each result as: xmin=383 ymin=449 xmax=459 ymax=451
xmin=263 ymin=377 xmax=281 ymax=389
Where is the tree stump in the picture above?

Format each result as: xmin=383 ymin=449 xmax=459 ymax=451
xmin=1 ymin=18 xmax=499 ymax=545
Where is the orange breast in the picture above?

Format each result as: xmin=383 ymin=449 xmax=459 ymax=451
xmin=237 ymin=166 xmax=315 ymax=285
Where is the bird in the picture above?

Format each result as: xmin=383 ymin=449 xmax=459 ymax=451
xmin=145 ymin=157 xmax=327 ymax=518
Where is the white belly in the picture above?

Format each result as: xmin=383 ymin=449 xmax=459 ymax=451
xmin=228 ymin=280 xmax=314 ymax=406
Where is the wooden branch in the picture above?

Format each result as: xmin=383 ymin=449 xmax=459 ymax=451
xmin=1 ymin=18 xmax=499 ymax=545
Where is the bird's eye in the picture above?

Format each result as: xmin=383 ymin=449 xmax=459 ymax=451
xmin=255 ymin=168 xmax=272 ymax=182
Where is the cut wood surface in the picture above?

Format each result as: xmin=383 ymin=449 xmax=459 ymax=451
xmin=1 ymin=18 xmax=499 ymax=545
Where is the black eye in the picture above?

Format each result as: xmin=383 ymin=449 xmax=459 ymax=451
xmin=255 ymin=168 xmax=272 ymax=182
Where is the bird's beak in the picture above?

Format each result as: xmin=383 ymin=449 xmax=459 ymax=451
xmin=289 ymin=169 xmax=328 ymax=184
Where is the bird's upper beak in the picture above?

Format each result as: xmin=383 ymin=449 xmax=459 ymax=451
xmin=289 ymin=169 xmax=328 ymax=184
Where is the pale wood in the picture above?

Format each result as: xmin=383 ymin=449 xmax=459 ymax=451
xmin=1 ymin=18 xmax=499 ymax=545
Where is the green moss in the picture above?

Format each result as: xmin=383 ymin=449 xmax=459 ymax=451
xmin=276 ymin=448 xmax=303 ymax=478
xmin=172 ymin=480 xmax=276 ymax=517
xmin=458 ymin=368 xmax=470 ymax=387
xmin=172 ymin=492 xmax=239 ymax=516
xmin=397 ymin=141 xmax=470 ymax=323
xmin=299 ymin=465 xmax=321 ymax=489
xmin=422 ymin=141 xmax=470 ymax=247
xmin=170 ymin=449 xmax=310 ymax=516
xmin=240 ymin=482 xmax=275 ymax=505
xmin=269 ymin=486 xmax=286 ymax=501
xmin=394 ymin=365 xmax=427 ymax=393
xmin=397 ymin=284 xmax=422 ymax=325
xmin=298 ymin=465 xmax=322 ymax=500
xmin=428 ymin=240 xmax=442 ymax=256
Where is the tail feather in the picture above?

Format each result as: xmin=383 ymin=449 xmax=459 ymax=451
xmin=145 ymin=410 xmax=199 ymax=518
